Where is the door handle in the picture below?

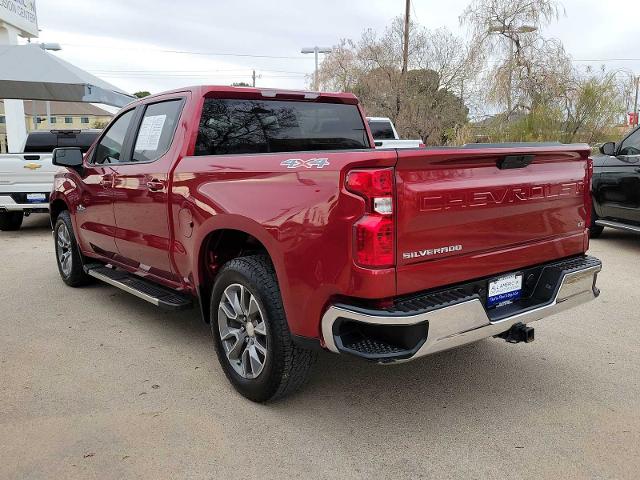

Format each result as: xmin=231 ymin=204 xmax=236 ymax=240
xmin=146 ymin=179 xmax=165 ymax=191
xmin=99 ymin=175 xmax=112 ymax=188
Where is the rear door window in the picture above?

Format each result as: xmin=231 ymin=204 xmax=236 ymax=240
xmin=195 ymin=99 xmax=369 ymax=155
xmin=132 ymin=99 xmax=184 ymax=162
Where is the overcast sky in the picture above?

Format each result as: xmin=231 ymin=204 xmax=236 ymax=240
xmin=33 ymin=0 xmax=640 ymax=95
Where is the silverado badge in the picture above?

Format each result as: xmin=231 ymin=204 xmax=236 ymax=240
xmin=403 ymin=244 xmax=463 ymax=260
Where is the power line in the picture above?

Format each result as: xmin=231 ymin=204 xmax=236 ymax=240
xmin=87 ymin=68 xmax=309 ymax=75
xmin=58 ymin=44 xmax=640 ymax=64
xmin=59 ymin=43 xmax=311 ymax=60
xmin=94 ymin=73 xmax=305 ymax=79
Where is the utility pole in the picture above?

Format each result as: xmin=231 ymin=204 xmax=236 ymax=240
xmin=402 ymin=0 xmax=410 ymax=75
xmin=301 ymin=46 xmax=332 ymax=90
xmin=252 ymin=70 xmax=256 ymax=87
xmin=634 ymin=75 xmax=639 ymax=127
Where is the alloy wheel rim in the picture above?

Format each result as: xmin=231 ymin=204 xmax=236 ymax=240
xmin=217 ymin=283 xmax=268 ymax=379
xmin=56 ymin=224 xmax=73 ymax=277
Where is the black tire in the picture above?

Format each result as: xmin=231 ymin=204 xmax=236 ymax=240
xmin=590 ymin=200 xmax=604 ymax=238
xmin=589 ymin=224 xmax=604 ymax=238
xmin=210 ymin=254 xmax=316 ymax=402
xmin=0 ymin=211 xmax=23 ymax=231
xmin=54 ymin=210 xmax=93 ymax=287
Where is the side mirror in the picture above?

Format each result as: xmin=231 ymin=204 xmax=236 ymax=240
xmin=599 ymin=142 xmax=616 ymax=156
xmin=52 ymin=147 xmax=84 ymax=170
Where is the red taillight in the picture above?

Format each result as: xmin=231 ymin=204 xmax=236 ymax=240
xmin=354 ymin=215 xmax=394 ymax=267
xmin=346 ymin=168 xmax=395 ymax=268
xmin=346 ymin=169 xmax=393 ymax=197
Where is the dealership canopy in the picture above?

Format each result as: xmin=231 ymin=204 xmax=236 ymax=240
xmin=0 ymin=44 xmax=134 ymax=108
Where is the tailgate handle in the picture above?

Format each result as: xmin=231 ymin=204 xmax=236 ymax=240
xmin=24 ymin=155 xmax=40 ymax=161
xmin=497 ymin=155 xmax=534 ymax=170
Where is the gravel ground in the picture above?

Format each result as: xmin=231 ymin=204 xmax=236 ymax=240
xmin=1 ymin=215 xmax=639 ymax=480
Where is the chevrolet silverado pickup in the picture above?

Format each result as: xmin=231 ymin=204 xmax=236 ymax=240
xmin=0 ymin=129 xmax=99 ymax=230
xmin=49 ymin=86 xmax=602 ymax=402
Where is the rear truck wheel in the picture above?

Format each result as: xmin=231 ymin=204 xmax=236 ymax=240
xmin=589 ymin=199 xmax=604 ymax=238
xmin=210 ymin=255 xmax=316 ymax=402
xmin=0 ymin=211 xmax=23 ymax=231
xmin=54 ymin=210 xmax=93 ymax=287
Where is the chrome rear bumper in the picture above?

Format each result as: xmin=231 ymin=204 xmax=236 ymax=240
xmin=0 ymin=195 xmax=49 ymax=211
xmin=0 ymin=203 xmax=49 ymax=211
xmin=321 ymin=256 xmax=601 ymax=363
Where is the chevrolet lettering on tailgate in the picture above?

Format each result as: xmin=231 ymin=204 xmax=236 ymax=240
xmin=420 ymin=182 xmax=584 ymax=212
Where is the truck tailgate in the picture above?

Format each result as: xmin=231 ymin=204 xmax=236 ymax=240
xmin=395 ymin=145 xmax=591 ymax=295
xmin=0 ymin=153 xmax=56 ymax=191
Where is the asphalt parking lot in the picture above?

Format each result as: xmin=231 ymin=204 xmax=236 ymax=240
xmin=1 ymin=215 xmax=639 ymax=480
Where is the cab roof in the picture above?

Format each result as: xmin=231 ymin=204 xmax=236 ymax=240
xmin=137 ymin=85 xmax=360 ymax=105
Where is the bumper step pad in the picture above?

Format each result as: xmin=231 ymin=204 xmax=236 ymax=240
xmin=84 ymin=264 xmax=193 ymax=311
xmin=342 ymin=338 xmax=408 ymax=357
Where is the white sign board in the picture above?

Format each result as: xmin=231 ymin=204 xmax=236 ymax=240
xmin=135 ymin=115 xmax=167 ymax=151
xmin=0 ymin=0 xmax=38 ymax=38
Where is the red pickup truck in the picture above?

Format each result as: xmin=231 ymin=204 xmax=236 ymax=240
xmin=50 ymin=86 xmax=602 ymax=402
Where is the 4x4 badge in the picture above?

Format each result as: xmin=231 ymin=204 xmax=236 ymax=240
xmin=280 ymin=158 xmax=330 ymax=169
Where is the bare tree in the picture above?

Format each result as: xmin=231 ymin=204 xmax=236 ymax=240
xmin=563 ymin=69 xmax=626 ymax=143
xmin=461 ymin=0 xmax=565 ymax=119
xmin=315 ymin=39 xmax=360 ymax=93
xmin=461 ymin=0 xmax=563 ymax=49
xmin=316 ymin=18 xmax=474 ymax=144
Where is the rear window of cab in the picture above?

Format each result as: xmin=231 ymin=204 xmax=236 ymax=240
xmin=195 ymin=99 xmax=370 ymax=155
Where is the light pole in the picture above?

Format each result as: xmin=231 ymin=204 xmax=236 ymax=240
xmin=488 ymin=25 xmax=537 ymax=120
xmin=0 ymin=24 xmax=27 ymax=152
xmin=301 ymin=46 xmax=332 ymax=90
xmin=38 ymin=43 xmax=62 ymax=130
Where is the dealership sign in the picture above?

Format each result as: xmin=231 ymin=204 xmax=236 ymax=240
xmin=0 ymin=0 xmax=38 ymax=38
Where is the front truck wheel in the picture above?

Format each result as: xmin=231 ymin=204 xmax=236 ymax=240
xmin=54 ymin=210 xmax=93 ymax=287
xmin=0 ymin=211 xmax=23 ymax=231
xmin=210 ymin=255 xmax=316 ymax=402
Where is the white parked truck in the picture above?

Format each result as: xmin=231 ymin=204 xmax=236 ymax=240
xmin=366 ymin=117 xmax=424 ymax=149
xmin=0 ymin=129 xmax=100 ymax=230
